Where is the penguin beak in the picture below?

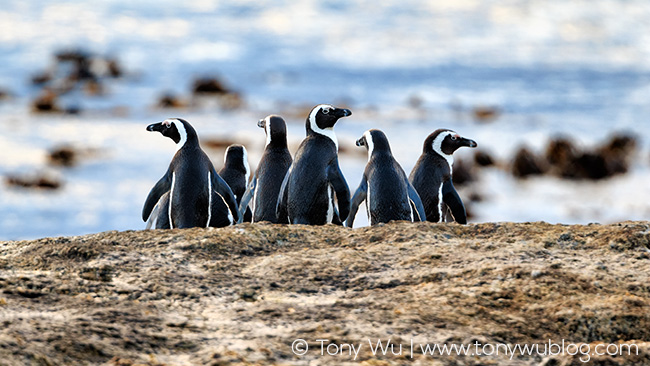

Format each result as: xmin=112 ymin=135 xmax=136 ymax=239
xmin=146 ymin=122 xmax=164 ymax=132
xmin=461 ymin=138 xmax=478 ymax=148
xmin=355 ymin=137 xmax=365 ymax=147
xmin=257 ymin=119 xmax=265 ymax=128
xmin=333 ymin=108 xmax=352 ymax=119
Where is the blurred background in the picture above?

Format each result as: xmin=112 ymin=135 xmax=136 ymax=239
xmin=1 ymin=0 xmax=649 ymax=240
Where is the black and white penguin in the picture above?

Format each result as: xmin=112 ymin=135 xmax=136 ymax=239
xmin=409 ymin=129 xmax=477 ymax=224
xmin=142 ymin=118 xmax=240 ymax=229
xmin=347 ymin=129 xmax=426 ymax=227
xmin=219 ymin=144 xmax=252 ymax=223
xmin=276 ymin=104 xmax=351 ymax=225
xmin=238 ymin=115 xmax=293 ymax=223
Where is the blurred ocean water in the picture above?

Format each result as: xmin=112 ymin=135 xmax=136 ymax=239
xmin=1 ymin=0 xmax=649 ymax=240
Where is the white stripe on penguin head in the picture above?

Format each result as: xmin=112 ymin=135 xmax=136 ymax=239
xmin=163 ymin=118 xmax=187 ymax=151
xmin=223 ymin=145 xmax=232 ymax=165
xmin=309 ymin=104 xmax=339 ymax=150
xmin=264 ymin=116 xmax=272 ymax=147
xmin=431 ymin=131 xmax=455 ymax=170
xmin=242 ymin=146 xmax=250 ymax=185
xmin=363 ymin=130 xmax=374 ymax=161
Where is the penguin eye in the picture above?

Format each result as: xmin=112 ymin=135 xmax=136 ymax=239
xmin=451 ymin=135 xmax=457 ymax=141
xmin=322 ymin=107 xmax=330 ymax=115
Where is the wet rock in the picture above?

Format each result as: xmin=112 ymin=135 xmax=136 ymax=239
xmin=5 ymin=173 xmax=62 ymax=190
xmin=451 ymin=158 xmax=475 ymax=186
xmin=31 ymin=72 xmax=53 ymax=85
xmin=511 ymin=147 xmax=546 ymax=178
xmin=48 ymin=146 xmax=77 ymax=167
xmin=157 ymin=93 xmax=186 ymax=109
xmin=472 ymin=106 xmax=501 ymax=122
xmin=202 ymin=137 xmax=239 ymax=150
xmin=192 ymin=77 xmax=230 ymax=95
xmin=31 ymin=90 xmax=61 ymax=113
xmin=474 ymin=150 xmax=495 ymax=167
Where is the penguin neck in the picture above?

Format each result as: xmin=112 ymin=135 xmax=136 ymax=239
xmin=306 ymin=124 xmax=338 ymax=150
xmin=433 ymin=151 xmax=454 ymax=172
xmin=267 ymin=133 xmax=288 ymax=149
xmin=176 ymin=133 xmax=197 ymax=152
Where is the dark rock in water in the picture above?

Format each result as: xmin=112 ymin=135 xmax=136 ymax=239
xmin=571 ymin=152 xmax=609 ymax=180
xmin=48 ymin=146 xmax=77 ymax=167
xmin=106 ymin=59 xmax=123 ymax=78
xmin=474 ymin=150 xmax=495 ymax=167
xmin=511 ymin=147 xmax=546 ymax=178
xmin=472 ymin=106 xmax=500 ymax=123
xmin=31 ymin=72 xmax=53 ymax=85
xmin=545 ymin=137 xmax=578 ymax=167
xmin=545 ymin=137 xmax=579 ymax=178
xmin=192 ymin=77 xmax=230 ymax=95
xmin=468 ymin=192 xmax=483 ymax=203
xmin=31 ymin=90 xmax=61 ymax=113
xmin=202 ymin=137 xmax=239 ymax=150
xmin=546 ymin=133 xmax=637 ymax=180
xmin=452 ymin=159 xmax=475 ymax=187
xmin=598 ymin=133 xmax=637 ymax=176
xmin=158 ymin=93 xmax=186 ymax=108
xmin=5 ymin=173 xmax=62 ymax=190
xmin=55 ymin=49 xmax=90 ymax=64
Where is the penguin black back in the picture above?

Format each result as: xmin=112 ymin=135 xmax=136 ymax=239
xmin=219 ymin=144 xmax=250 ymax=203
xmin=142 ymin=118 xmax=240 ymax=229
xmin=276 ymin=105 xmax=351 ymax=225
xmin=409 ymin=129 xmax=477 ymax=224
xmin=347 ymin=129 xmax=425 ymax=227
xmin=219 ymin=144 xmax=252 ymax=222
xmin=239 ymin=115 xmax=293 ymax=223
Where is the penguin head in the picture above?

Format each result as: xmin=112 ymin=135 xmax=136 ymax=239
xmin=258 ymin=115 xmax=288 ymax=147
xmin=356 ymin=129 xmax=391 ymax=160
xmin=306 ymin=104 xmax=352 ymax=148
xmin=425 ymin=129 xmax=477 ymax=157
xmin=224 ymin=144 xmax=250 ymax=175
xmin=147 ymin=118 xmax=197 ymax=149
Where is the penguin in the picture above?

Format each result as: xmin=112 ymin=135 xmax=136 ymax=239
xmin=347 ymin=129 xmax=426 ymax=227
xmin=145 ymin=191 xmax=170 ymax=230
xmin=219 ymin=144 xmax=252 ymax=222
xmin=238 ymin=115 xmax=293 ymax=223
xmin=276 ymin=104 xmax=351 ymax=225
xmin=409 ymin=129 xmax=477 ymax=224
xmin=142 ymin=118 xmax=240 ymax=229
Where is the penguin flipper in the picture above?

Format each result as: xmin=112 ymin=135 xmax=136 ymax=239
xmin=211 ymin=170 xmax=240 ymax=225
xmin=238 ymin=174 xmax=257 ymax=224
xmin=142 ymin=173 xmax=171 ymax=222
xmin=146 ymin=191 xmax=171 ymax=229
xmin=442 ymin=179 xmax=467 ymax=224
xmin=275 ymin=167 xmax=291 ymax=224
xmin=327 ymin=160 xmax=350 ymax=222
xmin=407 ymin=181 xmax=427 ymax=222
xmin=346 ymin=177 xmax=367 ymax=228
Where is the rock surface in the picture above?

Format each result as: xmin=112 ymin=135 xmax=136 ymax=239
xmin=1 ymin=222 xmax=649 ymax=366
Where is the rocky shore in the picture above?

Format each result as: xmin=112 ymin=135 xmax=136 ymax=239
xmin=1 ymin=222 xmax=649 ymax=365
